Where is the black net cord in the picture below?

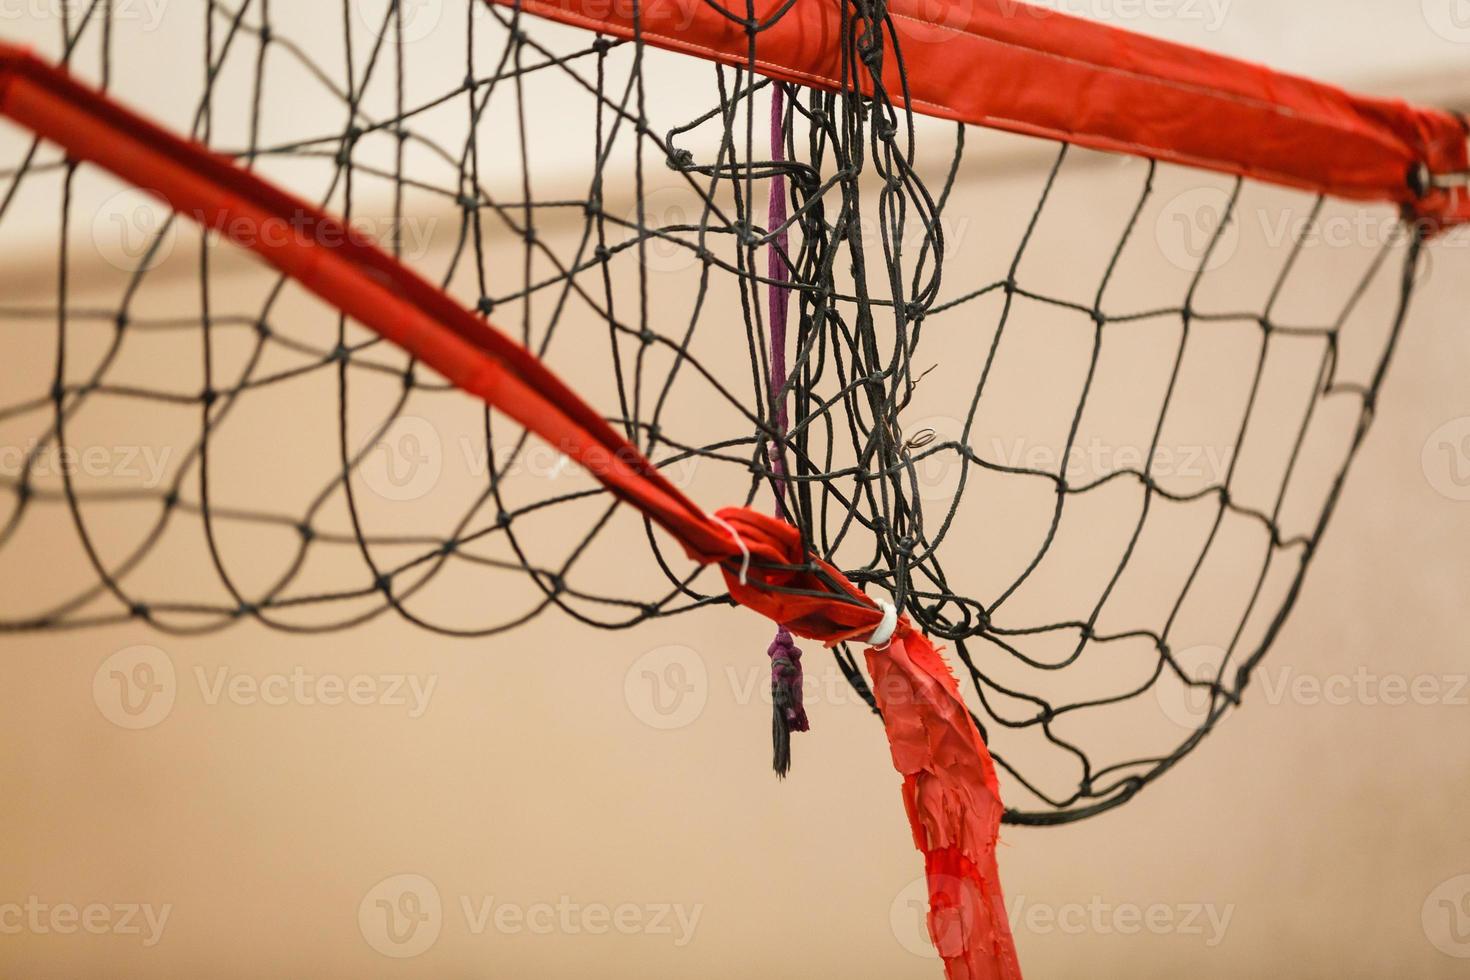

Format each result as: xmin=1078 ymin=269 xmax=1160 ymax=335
xmin=0 ymin=0 xmax=1434 ymax=824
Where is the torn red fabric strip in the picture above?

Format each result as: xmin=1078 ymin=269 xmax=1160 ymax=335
xmin=0 ymin=43 xmax=1021 ymax=978
xmin=867 ymin=632 xmax=1021 ymax=980
xmin=488 ymin=0 xmax=1470 ymax=230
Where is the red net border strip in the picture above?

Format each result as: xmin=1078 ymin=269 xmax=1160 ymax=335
xmin=492 ymin=0 xmax=1470 ymax=231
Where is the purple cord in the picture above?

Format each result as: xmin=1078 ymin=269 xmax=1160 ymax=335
xmin=767 ymin=83 xmax=792 ymax=515
xmin=765 ymin=84 xmax=808 ymax=769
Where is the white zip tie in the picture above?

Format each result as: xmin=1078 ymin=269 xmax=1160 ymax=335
xmin=868 ymin=600 xmax=898 ymax=650
xmin=710 ymin=514 xmax=750 ymax=586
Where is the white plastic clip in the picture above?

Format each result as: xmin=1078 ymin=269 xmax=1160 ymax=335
xmin=867 ymin=600 xmax=898 ymax=650
xmin=1430 ymin=169 xmax=1470 ymax=214
xmin=711 ymin=514 xmax=751 ymax=586
xmin=1414 ymin=163 xmax=1470 ymax=193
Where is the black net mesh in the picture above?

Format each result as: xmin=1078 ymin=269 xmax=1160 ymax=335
xmin=0 ymin=0 xmax=1432 ymax=822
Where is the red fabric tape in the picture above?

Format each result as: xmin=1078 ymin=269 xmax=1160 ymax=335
xmin=489 ymin=0 xmax=1470 ymax=230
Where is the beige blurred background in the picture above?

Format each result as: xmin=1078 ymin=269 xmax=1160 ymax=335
xmin=2 ymin=2 xmax=1470 ymax=978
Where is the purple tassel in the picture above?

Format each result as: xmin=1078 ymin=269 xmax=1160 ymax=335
xmin=768 ymin=626 xmax=808 ymax=778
